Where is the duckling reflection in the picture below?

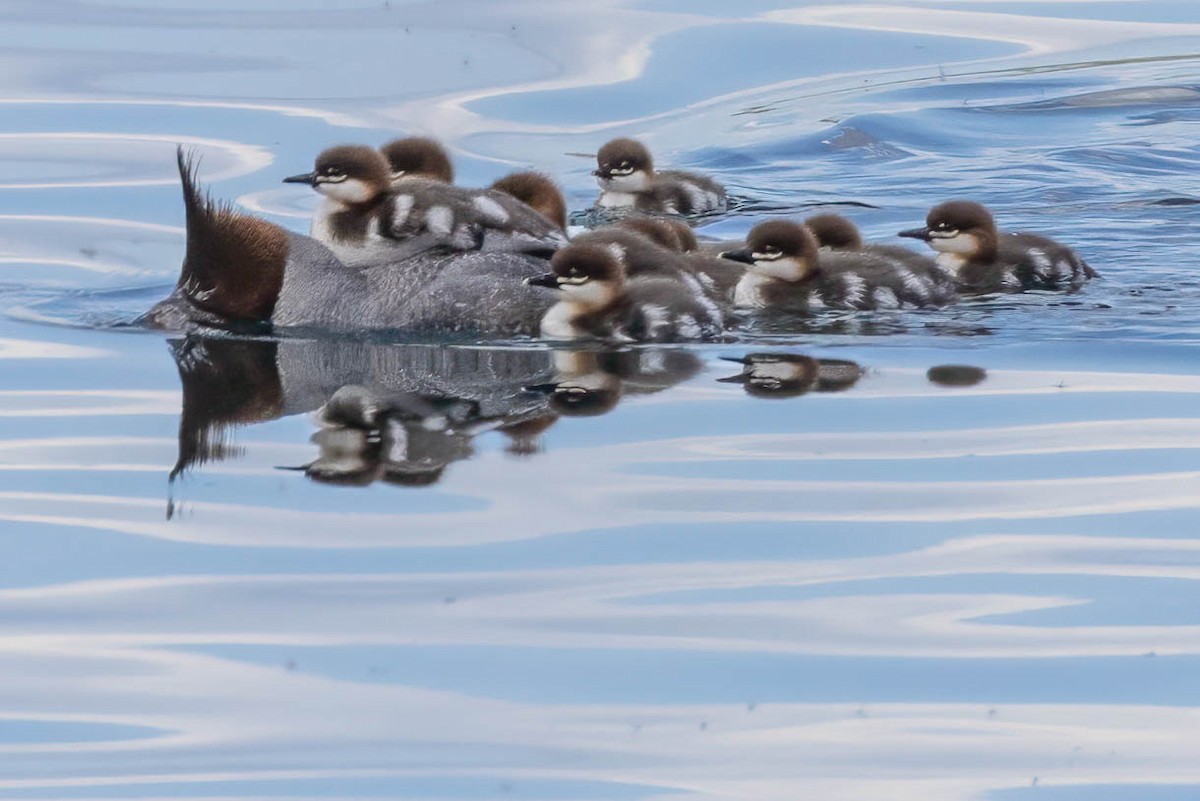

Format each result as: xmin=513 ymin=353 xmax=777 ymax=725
xmin=168 ymin=335 xmax=557 ymax=483
xmin=813 ymin=358 xmax=865 ymax=392
xmin=927 ymin=364 xmax=988 ymax=387
xmin=302 ymin=425 xmax=386 ymax=487
xmin=168 ymin=335 xmax=702 ymax=491
xmin=304 ymin=383 xmax=493 ymax=486
xmin=496 ymin=413 xmax=559 ymax=457
xmin=526 ymin=347 xmax=705 ymax=418
xmin=718 ymin=353 xmax=864 ymax=398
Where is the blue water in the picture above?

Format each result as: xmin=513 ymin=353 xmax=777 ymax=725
xmin=3 ymin=1 xmax=1200 ymax=798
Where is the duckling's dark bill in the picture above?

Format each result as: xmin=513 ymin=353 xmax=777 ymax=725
xmin=897 ymin=227 xmax=932 ymax=241
xmin=719 ymin=248 xmax=755 ymax=264
xmin=525 ymin=273 xmax=562 ymax=289
xmin=283 ymin=172 xmax=318 ymax=185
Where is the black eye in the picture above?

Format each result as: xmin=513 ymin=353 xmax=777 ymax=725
xmin=763 ymin=245 xmax=780 ymax=254
xmin=569 ymin=266 xmax=580 ymax=275
xmin=619 ymin=161 xmax=630 ymax=168
xmin=324 ymin=166 xmax=342 ymax=175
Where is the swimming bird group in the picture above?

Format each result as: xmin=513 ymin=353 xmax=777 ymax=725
xmin=144 ymin=136 xmax=1096 ymax=341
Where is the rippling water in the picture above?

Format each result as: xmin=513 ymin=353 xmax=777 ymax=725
xmin=2 ymin=1 xmax=1200 ymax=798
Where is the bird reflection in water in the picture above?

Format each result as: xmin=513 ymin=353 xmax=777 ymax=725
xmin=300 ymin=384 xmax=487 ymax=487
xmin=927 ymin=364 xmax=988 ymax=387
xmin=526 ymin=347 xmax=703 ymax=417
xmin=718 ymin=353 xmax=864 ymax=398
xmin=166 ymin=335 xmax=702 ymax=491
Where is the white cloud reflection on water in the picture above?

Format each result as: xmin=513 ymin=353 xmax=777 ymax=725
xmin=1 ymin=0 xmax=1197 ymax=152
xmin=0 ymin=133 xmax=271 ymax=190
xmin=0 ymin=532 xmax=1195 ymax=659
xmin=0 ymin=571 xmax=1196 ymax=799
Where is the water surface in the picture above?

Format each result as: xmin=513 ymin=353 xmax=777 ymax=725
xmin=2 ymin=1 xmax=1200 ymax=799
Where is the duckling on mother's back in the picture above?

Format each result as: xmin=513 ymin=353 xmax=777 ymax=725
xmin=284 ymin=144 xmax=566 ymax=265
xmin=145 ymin=148 xmax=554 ymax=336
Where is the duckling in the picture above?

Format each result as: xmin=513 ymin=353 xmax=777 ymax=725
xmin=489 ymin=170 xmax=568 ymax=230
xmin=803 ymin=213 xmax=863 ymax=251
xmin=524 ymin=347 xmax=702 ymax=415
xmin=526 ymin=242 xmax=725 ymax=342
xmin=284 ymin=144 xmax=566 ymax=265
xmin=898 ymin=200 xmax=1096 ymax=293
xmin=927 ymin=364 xmax=988 ymax=387
xmin=380 ymin=136 xmax=455 ymax=185
xmin=146 ymin=148 xmax=553 ymax=336
xmin=718 ymin=353 xmax=820 ymax=398
xmin=718 ymin=353 xmax=865 ymax=397
xmin=570 ymin=227 xmax=693 ymax=283
xmin=523 ymin=350 xmax=625 ymax=417
xmin=497 ymin=412 xmax=559 ymax=456
xmin=593 ymin=137 xmax=725 ymax=215
xmin=720 ymin=220 xmax=956 ymax=311
xmin=612 ymin=218 xmax=745 ymax=299
xmin=575 ymin=223 xmax=742 ymax=303
xmin=614 ymin=217 xmax=699 ymax=252
xmin=806 ymin=212 xmax=950 ymax=276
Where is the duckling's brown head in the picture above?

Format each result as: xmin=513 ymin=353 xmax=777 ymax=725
xmin=490 ymin=171 xmax=568 ymax=230
xmin=283 ymin=144 xmax=392 ymax=206
xmin=527 ymin=242 xmax=626 ymax=310
xmin=805 ymin=213 xmax=863 ymax=251
xmin=380 ymin=136 xmax=455 ymax=184
xmin=899 ymin=200 xmax=997 ymax=260
xmin=593 ymin=137 xmax=654 ymax=192
xmin=720 ymin=220 xmax=819 ymax=281
xmin=615 ymin=217 xmax=698 ymax=252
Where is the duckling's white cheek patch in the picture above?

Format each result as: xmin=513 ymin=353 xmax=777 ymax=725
xmin=753 ymin=257 xmax=806 ymax=281
xmin=320 ymin=179 xmax=374 ymax=205
xmin=561 ymin=281 xmax=614 ymax=307
xmin=930 ymin=232 xmax=978 ymax=255
xmin=751 ymin=362 xmax=805 ymax=383
xmin=606 ymin=170 xmax=649 ymax=193
xmin=568 ymin=373 xmax=617 ymax=392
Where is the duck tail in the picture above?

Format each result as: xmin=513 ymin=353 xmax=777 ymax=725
xmin=173 ymin=146 xmax=288 ymax=321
